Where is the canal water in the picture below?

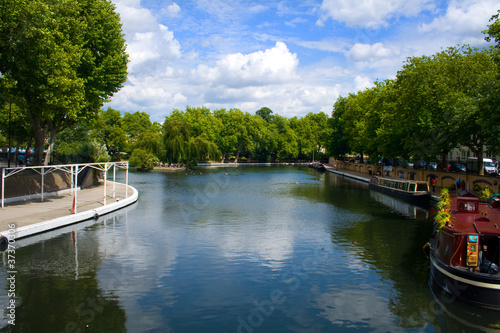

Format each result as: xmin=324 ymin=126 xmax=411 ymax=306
xmin=1 ymin=166 xmax=499 ymax=332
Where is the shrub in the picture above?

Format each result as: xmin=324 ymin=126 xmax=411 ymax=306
xmin=435 ymin=188 xmax=451 ymax=230
xmin=129 ymin=149 xmax=158 ymax=170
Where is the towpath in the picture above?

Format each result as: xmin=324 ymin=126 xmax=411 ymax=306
xmin=0 ymin=182 xmax=134 ymax=234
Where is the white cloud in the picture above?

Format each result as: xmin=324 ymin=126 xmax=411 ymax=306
xmin=112 ymin=0 xmax=182 ymax=76
xmin=113 ymin=0 xmax=157 ymax=33
xmin=348 ymin=43 xmax=393 ymax=63
xmin=165 ymin=3 xmax=181 ymax=17
xmin=354 ymin=76 xmax=375 ymax=91
xmin=316 ymin=0 xmax=434 ymax=28
xmin=419 ymin=0 xmax=498 ymax=41
xmin=192 ymin=42 xmax=299 ymax=88
xmin=126 ymin=24 xmax=181 ymax=74
xmin=108 ymin=0 xmax=499 ymax=123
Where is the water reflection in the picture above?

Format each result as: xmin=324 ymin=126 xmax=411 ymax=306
xmin=369 ymin=190 xmax=432 ymax=220
xmin=0 ymin=212 xmax=130 ymax=332
xmin=430 ymin=284 xmax=500 ymax=332
xmin=2 ymin=167 xmax=499 ymax=332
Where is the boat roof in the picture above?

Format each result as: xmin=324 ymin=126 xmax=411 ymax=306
xmin=374 ymin=176 xmax=427 ymax=184
xmin=447 ymin=196 xmax=500 ymax=236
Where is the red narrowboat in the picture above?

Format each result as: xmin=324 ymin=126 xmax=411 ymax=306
xmin=429 ymin=194 xmax=500 ymax=309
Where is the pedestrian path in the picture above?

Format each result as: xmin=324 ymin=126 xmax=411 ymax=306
xmin=0 ymin=181 xmax=138 ymax=239
xmin=323 ymin=164 xmax=371 ymax=182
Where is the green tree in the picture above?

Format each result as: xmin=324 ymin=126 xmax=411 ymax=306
xmin=163 ymin=116 xmax=218 ymax=167
xmin=452 ymin=48 xmax=499 ymax=174
xmin=0 ymin=78 xmax=33 ymax=164
xmin=0 ymin=0 xmax=128 ymax=165
xmin=214 ymin=108 xmax=252 ymax=162
xmin=54 ymin=121 xmax=110 ymax=163
xmin=327 ymin=97 xmax=350 ymax=158
xmin=268 ymin=114 xmax=298 ymax=160
xmin=92 ymin=108 xmax=127 ymax=160
xmin=256 ymin=107 xmax=274 ymax=123
xmin=484 ymin=10 xmax=500 ymax=48
xmin=123 ymin=111 xmax=155 ymax=142
xmin=291 ymin=112 xmax=331 ymax=161
xmin=394 ymin=50 xmax=460 ymax=164
xmin=129 ymin=148 xmax=158 ymax=170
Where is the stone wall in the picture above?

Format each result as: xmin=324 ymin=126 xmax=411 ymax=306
xmin=2 ymin=167 xmax=96 ymax=198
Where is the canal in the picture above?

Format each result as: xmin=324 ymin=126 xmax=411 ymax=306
xmin=1 ymin=166 xmax=499 ymax=332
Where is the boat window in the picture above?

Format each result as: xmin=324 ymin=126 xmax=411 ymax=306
xmin=409 ymin=184 xmax=416 ymax=192
xmin=416 ymin=183 xmax=428 ymax=192
xmin=459 ymin=201 xmax=476 ymax=211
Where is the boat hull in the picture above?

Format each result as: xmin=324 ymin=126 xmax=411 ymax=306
xmin=368 ymin=183 xmax=431 ymax=205
xmin=429 ymin=251 xmax=500 ymax=310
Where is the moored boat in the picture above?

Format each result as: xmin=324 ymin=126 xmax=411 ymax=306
xmin=428 ymin=194 xmax=500 ymax=310
xmin=368 ymin=176 xmax=431 ymax=204
xmin=309 ymin=161 xmax=326 ymax=172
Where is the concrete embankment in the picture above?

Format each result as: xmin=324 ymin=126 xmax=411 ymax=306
xmin=0 ymin=181 xmax=138 ymax=240
xmin=197 ymin=162 xmax=309 ymax=167
xmin=323 ymin=164 xmax=371 ymax=183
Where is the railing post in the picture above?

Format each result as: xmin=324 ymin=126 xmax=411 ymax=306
xmin=113 ymin=163 xmax=116 ymax=199
xmin=1 ymin=168 xmax=5 ymax=209
xmin=103 ymin=163 xmax=107 ymax=206
xmin=125 ymin=162 xmax=129 ymax=198
xmin=41 ymin=166 xmax=45 ymax=202
xmin=74 ymin=165 xmax=78 ymax=214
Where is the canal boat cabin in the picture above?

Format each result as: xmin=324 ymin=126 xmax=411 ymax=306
xmin=429 ymin=195 xmax=500 ymax=309
xmin=369 ymin=176 xmax=431 ymax=204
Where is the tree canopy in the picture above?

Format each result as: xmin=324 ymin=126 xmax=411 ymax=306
xmin=328 ymin=44 xmax=500 ymax=173
xmin=0 ymin=0 xmax=128 ymax=165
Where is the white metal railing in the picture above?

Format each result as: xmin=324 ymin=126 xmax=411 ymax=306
xmin=1 ymin=161 xmax=129 ymax=212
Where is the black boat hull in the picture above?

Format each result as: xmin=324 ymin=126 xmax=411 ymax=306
xmin=368 ymin=183 xmax=431 ymax=205
xmin=429 ymin=251 xmax=500 ymax=310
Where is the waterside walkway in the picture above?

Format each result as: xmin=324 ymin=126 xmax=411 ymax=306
xmin=0 ymin=181 xmax=138 ymax=240
xmin=323 ymin=164 xmax=371 ymax=183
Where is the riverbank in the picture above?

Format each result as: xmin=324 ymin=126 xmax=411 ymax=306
xmin=198 ymin=162 xmax=309 ymax=167
xmin=0 ymin=181 xmax=138 ymax=240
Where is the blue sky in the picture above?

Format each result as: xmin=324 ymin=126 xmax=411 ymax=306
xmin=109 ymin=0 xmax=499 ymax=122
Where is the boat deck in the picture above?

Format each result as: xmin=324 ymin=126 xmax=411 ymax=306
xmin=447 ymin=197 xmax=500 ymax=235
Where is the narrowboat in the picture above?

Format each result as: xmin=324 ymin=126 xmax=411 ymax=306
xmin=309 ymin=162 xmax=326 ymax=172
xmin=368 ymin=176 xmax=431 ymax=204
xmin=428 ymin=195 xmax=500 ymax=309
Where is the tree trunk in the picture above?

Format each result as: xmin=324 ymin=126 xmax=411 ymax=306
xmin=25 ymin=137 xmax=33 ymax=165
xmin=32 ymin=124 xmax=48 ymax=166
xmin=14 ymin=142 xmax=20 ymax=167
xmin=441 ymin=150 xmax=449 ymax=169
xmin=44 ymin=128 xmax=58 ymax=166
xmin=478 ymin=146 xmax=484 ymax=176
xmin=28 ymin=106 xmax=49 ymax=166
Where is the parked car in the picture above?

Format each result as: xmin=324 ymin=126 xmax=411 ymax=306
xmin=436 ymin=163 xmax=450 ymax=171
xmin=449 ymin=163 xmax=466 ymax=173
xmin=483 ymin=159 xmax=497 ymax=175
xmin=427 ymin=162 xmax=437 ymax=170
xmin=413 ymin=161 xmax=426 ymax=169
